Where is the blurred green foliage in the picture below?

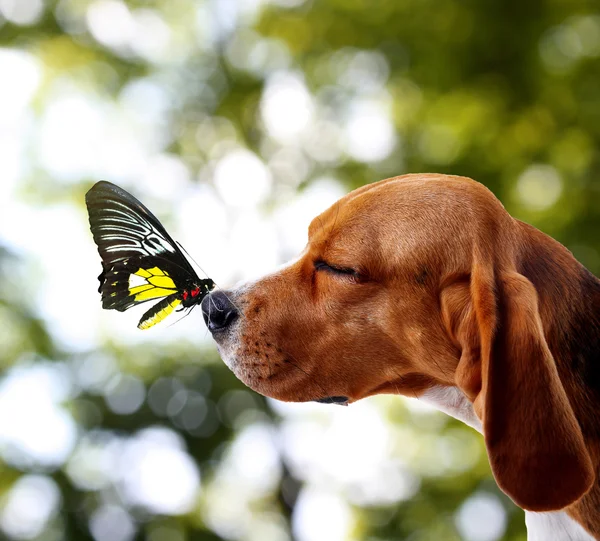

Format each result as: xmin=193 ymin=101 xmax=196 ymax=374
xmin=0 ymin=0 xmax=599 ymax=540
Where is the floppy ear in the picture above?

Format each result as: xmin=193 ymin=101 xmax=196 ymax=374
xmin=449 ymin=255 xmax=594 ymax=512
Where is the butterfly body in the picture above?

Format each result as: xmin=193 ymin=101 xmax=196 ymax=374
xmin=86 ymin=181 xmax=214 ymax=329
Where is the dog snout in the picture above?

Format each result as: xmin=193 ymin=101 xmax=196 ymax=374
xmin=201 ymin=291 xmax=238 ymax=332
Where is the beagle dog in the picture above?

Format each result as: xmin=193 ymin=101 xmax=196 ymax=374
xmin=202 ymin=174 xmax=600 ymax=541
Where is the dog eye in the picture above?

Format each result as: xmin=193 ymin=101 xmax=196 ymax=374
xmin=314 ymin=260 xmax=359 ymax=278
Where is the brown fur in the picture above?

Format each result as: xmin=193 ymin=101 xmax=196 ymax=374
xmin=218 ymin=174 xmax=600 ymax=536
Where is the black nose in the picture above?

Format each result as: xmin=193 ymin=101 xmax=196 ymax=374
xmin=201 ymin=291 xmax=238 ymax=332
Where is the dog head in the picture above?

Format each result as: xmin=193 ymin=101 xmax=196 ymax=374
xmin=202 ymin=173 xmax=594 ymax=512
xmin=202 ymin=174 xmax=502 ymax=404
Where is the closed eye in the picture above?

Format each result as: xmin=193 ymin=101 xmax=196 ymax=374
xmin=314 ymin=260 xmax=360 ymax=279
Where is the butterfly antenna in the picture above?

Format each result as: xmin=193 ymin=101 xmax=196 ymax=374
xmin=176 ymin=241 xmax=242 ymax=314
xmin=152 ymin=254 xmax=200 ymax=279
xmin=177 ymin=241 xmax=212 ymax=280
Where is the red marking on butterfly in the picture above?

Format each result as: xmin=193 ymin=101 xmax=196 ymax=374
xmin=191 ymin=288 xmax=200 ymax=297
xmin=182 ymin=291 xmax=189 ymax=301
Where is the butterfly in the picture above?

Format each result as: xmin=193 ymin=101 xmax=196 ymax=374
xmin=85 ymin=181 xmax=215 ymax=329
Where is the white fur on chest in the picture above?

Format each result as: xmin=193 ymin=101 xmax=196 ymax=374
xmin=417 ymin=385 xmax=596 ymax=541
xmin=525 ymin=511 xmax=596 ymax=541
xmin=419 ymin=385 xmax=483 ymax=432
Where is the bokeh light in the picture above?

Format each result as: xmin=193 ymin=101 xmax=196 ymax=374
xmin=456 ymin=493 xmax=508 ymax=541
xmin=0 ymin=475 xmax=60 ymax=540
xmin=0 ymin=364 xmax=76 ymax=468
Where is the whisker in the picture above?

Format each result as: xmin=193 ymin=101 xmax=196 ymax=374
xmin=329 ymin=200 xmax=341 ymax=236
xmin=215 ymin=287 xmax=243 ymax=315
xmin=209 ymin=293 xmax=224 ymax=312
xmin=203 ymin=311 xmax=211 ymax=338
xmin=390 ymin=367 xmax=419 ymax=400
xmin=315 ymin=213 xmax=326 ymax=236
xmin=205 ymin=296 xmax=214 ymax=332
xmin=427 ymin=352 xmax=451 ymax=380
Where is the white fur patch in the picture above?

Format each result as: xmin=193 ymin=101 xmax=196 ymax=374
xmin=418 ymin=385 xmax=482 ymax=432
xmin=525 ymin=511 xmax=596 ymax=541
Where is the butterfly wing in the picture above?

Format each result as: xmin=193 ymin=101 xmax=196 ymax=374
xmin=99 ymin=258 xmax=181 ymax=312
xmin=85 ymin=181 xmax=196 ymax=273
xmin=85 ymin=181 xmax=212 ymax=328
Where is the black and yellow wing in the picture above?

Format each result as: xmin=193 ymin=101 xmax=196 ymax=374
xmin=85 ymin=181 xmax=214 ymax=329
